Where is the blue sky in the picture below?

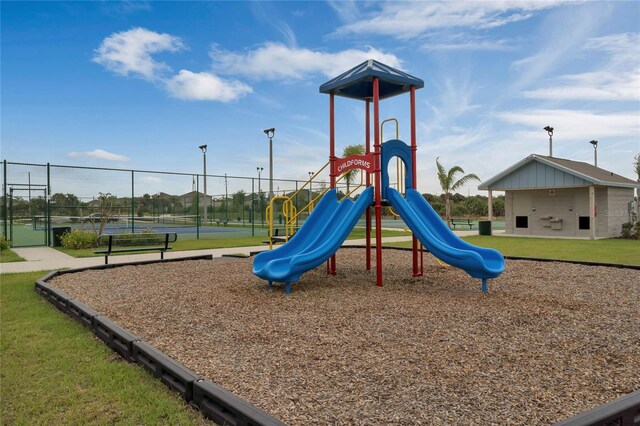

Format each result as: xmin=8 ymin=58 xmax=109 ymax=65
xmin=2 ymin=1 xmax=639 ymax=197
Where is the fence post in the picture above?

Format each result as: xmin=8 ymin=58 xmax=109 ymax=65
xmin=131 ymin=170 xmax=135 ymax=233
xmin=195 ymin=176 xmax=200 ymax=239
xmin=46 ymin=163 xmax=51 ymax=246
xmin=2 ymin=160 xmax=7 ymax=239
xmin=251 ymin=178 xmax=255 ymax=237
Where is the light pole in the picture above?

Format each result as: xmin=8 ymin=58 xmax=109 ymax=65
xmin=543 ymin=126 xmax=554 ymax=157
xmin=198 ymin=144 xmax=208 ymax=225
xmin=308 ymin=171 xmax=314 ymax=209
xmin=590 ymin=140 xmax=598 ymax=167
xmin=263 ymin=128 xmax=275 ymax=201
xmin=257 ymin=167 xmax=263 ymax=225
xmin=224 ymin=173 xmax=228 ymax=221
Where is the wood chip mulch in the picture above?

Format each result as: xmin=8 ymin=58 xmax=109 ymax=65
xmin=49 ymin=248 xmax=640 ymax=425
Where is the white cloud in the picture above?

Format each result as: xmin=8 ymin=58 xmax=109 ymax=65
xmin=94 ymin=28 xmax=252 ymax=102
xmin=166 ymin=70 xmax=252 ymax=101
xmin=211 ymin=42 xmax=401 ymax=80
xmin=523 ymin=71 xmax=640 ymax=101
xmin=507 ymin=3 xmax=611 ymax=95
xmin=498 ymin=109 xmax=640 ymax=140
xmin=139 ymin=176 xmax=162 ymax=183
xmin=423 ymin=37 xmax=515 ymax=51
xmin=326 ymin=0 xmax=361 ymax=23
xmin=584 ymin=32 xmax=640 ymax=64
xmin=522 ymin=32 xmax=640 ymax=101
xmin=93 ymin=27 xmax=184 ymax=80
xmin=68 ymin=149 xmax=130 ymax=162
xmin=333 ymin=1 xmax=564 ymax=39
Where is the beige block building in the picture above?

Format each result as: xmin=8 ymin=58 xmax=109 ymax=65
xmin=479 ymin=155 xmax=639 ymax=239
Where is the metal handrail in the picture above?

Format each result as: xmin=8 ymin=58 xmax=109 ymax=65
xmin=382 ymin=118 xmax=405 ymax=218
xmin=285 ymin=168 xmax=365 ymax=226
xmin=266 ymin=196 xmax=295 ymax=249
xmin=265 ymin=163 xmax=368 ymax=249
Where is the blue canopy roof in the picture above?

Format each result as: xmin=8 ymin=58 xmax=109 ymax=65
xmin=319 ymin=59 xmax=424 ymax=101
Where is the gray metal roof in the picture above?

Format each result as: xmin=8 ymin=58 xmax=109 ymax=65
xmin=478 ymin=154 xmax=640 ymax=190
xmin=319 ymin=59 xmax=424 ymax=101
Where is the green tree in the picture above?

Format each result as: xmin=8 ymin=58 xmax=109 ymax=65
xmin=463 ymin=196 xmax=488 ymax=217
xmin=634 ymin=153 xmax=640 ymax=181
xmin=96 ymin=192 xmax=117 ymax=235
xmin=232 ymin=190 xmax=246 ymax=219
xmin=436 ymin=158 xmax=480 ymax=223
xmin=341 ymin=144 xmax=365 ymax=195
xmin=492 ymin=196 xmax=505 ymax=217
xmin=50 ymin=193 xmax=81 ymax=216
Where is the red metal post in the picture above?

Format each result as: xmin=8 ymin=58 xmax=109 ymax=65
xmin=329 ymin=93 xmax=337 ymax=275
xmin=373 ymin=78 xmax=383 ymax=286
xmin=410 ymin=86 xmax=421 ymax=276
xmin=365 ymin=102 xmax=372 ymax=270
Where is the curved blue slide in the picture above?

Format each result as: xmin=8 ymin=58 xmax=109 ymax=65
xmin=387 ymin=187 xmax=504 ymax=289
xmin=253 ymin=186 xmax=374 ymax=292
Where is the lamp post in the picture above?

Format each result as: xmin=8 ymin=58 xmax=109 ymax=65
xmin=543 ymin=126 xmax=554 ymax=157
xmin=257 ymin=167 xmax=263 ymax=225
xmin=224 ymin=173 xmax=228 ymax=221
xmin=198 ymin=144 xmax=208 ymax=225
xmin=589 ymin=140 xmax=598 ymax=167
xmin=308 ymin=171 xmax=314 ymax=209
xmin=263 ymin=128 xmax=275 ymax=201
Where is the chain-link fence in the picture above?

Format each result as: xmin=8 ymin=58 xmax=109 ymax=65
xmin=1 ymin=160 xmax=359 ymax=247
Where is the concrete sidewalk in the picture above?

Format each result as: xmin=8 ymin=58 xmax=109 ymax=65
xmin=0 ymin=230 xmax=488 ymax=274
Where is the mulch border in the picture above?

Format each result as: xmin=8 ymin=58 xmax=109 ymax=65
xmin=35 ymin=254 xmax=285 ymax=426
xmin=34 ymin=250 xmax=639 ymax=425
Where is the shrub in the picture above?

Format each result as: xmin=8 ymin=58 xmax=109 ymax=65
xmin=60 ymin=229 xmax=98 ymax=249
xmin=0 ymin=236 xmax=10 ymax=251
xmin=621 ymin=222 xmax=640 ymax=240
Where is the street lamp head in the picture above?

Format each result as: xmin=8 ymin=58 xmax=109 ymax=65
xmin=589 ymin=139 xmax=598 ymax=148
xmin=543 ymin=126 xmax=554 ymax=135
xmin=263 ymin=128 xmax=275 ymax=138
xmin=198 ymin=144 xmax=208 ymax=153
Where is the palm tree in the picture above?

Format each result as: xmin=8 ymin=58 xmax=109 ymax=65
xmin=436 ymin=158 xmax=480 ymax=224
xmin=342 ymin=144 xmax=365 ymax=195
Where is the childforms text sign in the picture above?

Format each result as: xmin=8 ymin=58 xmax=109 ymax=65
xmin=336 ymin=153 xmax=375 ymax=174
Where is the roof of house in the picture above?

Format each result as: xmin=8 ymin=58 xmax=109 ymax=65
xmin=478 ymin=154 xmax=639 ymax=190
xmin=319 ymin=59 xmax=424 ymax=101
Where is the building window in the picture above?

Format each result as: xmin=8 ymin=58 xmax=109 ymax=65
xmin=579 ymin=216 xmax=590 ymax=230
xmin=515 ymin=216 xmax=528 ymax=228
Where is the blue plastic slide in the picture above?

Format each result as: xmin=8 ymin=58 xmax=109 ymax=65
xmin=253 ymin=186 xmax=374 ymax=292
xmin=387 ymin=187 xmax=504 ymax=289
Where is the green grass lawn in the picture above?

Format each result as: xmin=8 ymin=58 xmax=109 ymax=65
xmin=56 ymin=228 xmax=409 ymax=258
xmin=390 ymin=236 xmax=640 ymax=266
xmin=0 ymin=272 xmax=209 ymax=425
xmin=0 ymin=249 xmax=25 ymax=263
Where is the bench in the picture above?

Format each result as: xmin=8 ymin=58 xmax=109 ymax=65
xmin=95 ymin=233 xmax=177 ymax=264
xmin=449 ymin=218 xmax=473 ymax=230
xmin=263 ymin=228 xmax=297 ymax=245
xmin=214 ymin=219 xmax=229 ymax=226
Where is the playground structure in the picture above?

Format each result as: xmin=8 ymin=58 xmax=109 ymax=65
xmin=253 ymin=60 xmax=505 ymax=293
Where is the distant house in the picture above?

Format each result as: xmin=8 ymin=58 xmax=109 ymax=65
xmin=179 ymin=191 xmax=212 ymax=209
xmin=478 ymin=154 xmax=639 ymax=239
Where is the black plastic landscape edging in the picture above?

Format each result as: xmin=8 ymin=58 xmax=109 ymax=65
xmin=35 ymin=256 xmax=286 ymax=426
xmin=553 ymin=389 xmax=640 ymax=426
